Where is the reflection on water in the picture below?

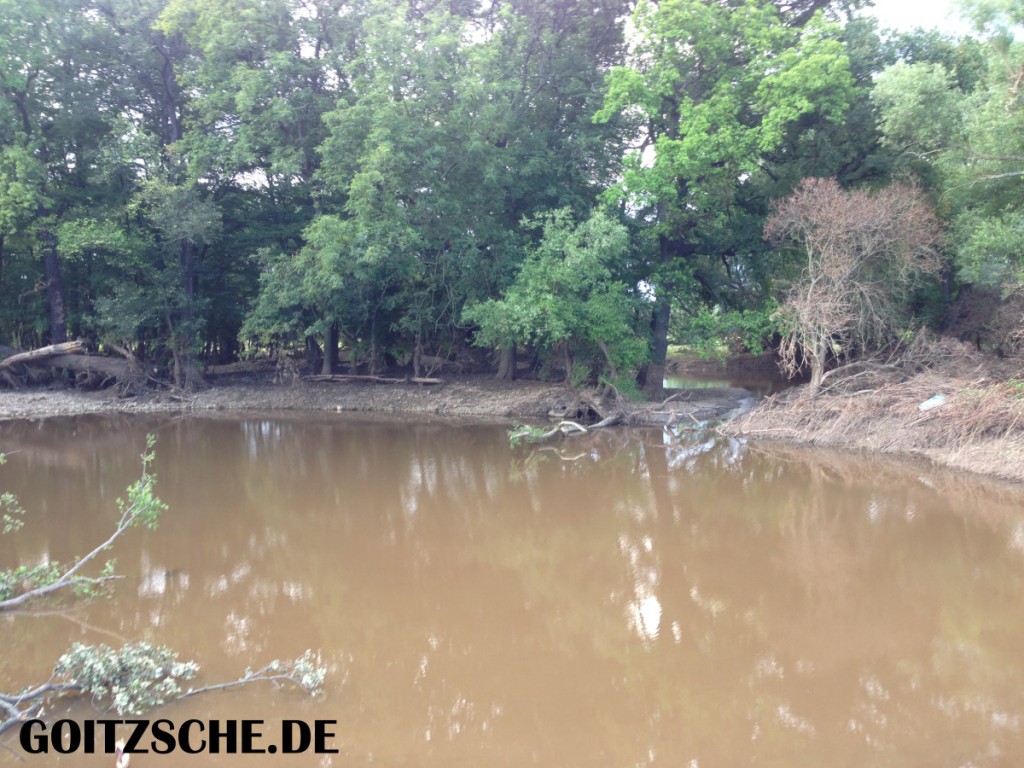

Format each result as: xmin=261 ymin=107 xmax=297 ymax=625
xmin=663 ymin=373 xmax=791 ymax=398
xmin=1 ymin=415 xmax=1024 ymax=766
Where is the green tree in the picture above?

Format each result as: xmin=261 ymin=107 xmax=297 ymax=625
xmin=872 ymin=2 xmax=1024 ymax=347
xmin=595 ymin=0 xmax=855 ymax=392
xmin=463 ymin=209 xmax=647 ymax=385
xmin=243 ymin=0 xmax=629 ymax=373
xmin=0 ymin=0 xmax=124 ymax=345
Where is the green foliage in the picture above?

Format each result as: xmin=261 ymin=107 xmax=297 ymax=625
xmin=872 ymin=7 xmax=1024 ymax=345
xmin=1 ymin=0 xmax=1020 ymax=377
xmin=507 ymin=424 xmax=553 ymax=447
xmin=269 ymin=650 xmax=328 ymax=696
xmin=232 ymin=0 xmax=627 ymax=367
xmin=117 ymin=434 xmax=167 ymax=531
xmin=671 ymin=302 xmax=782 ymax=358
xmin=599 ymin=373 xmax=645 ymax=401
xmin=239 ymin=248 xmax=312 ymax=345
xmin=0 ymin=454 xmax=24 ymax=535
xmin=0 ymin=563 xmax=62 ymax=603
xmin=872 ymin=62 xmax=963 ymax=154
xmin=595 ymin=0 xmax=855 ymax=375
xmin=0 ymin=145 xmax=44 ymax=236
xmin=0 ymin=492 xmax=23 ymax=534
xmin=0 ymin=436 xmax=164 ymax=608
xmin=954 ymin=209 xmax=1024 ymax=289
xmin=464 ymin=209 xmax=647 ymax=381
xmin=56 ymin=642 xmax=200 ymax=716
xmin=52 ymin=643 xmax=327 ymax=717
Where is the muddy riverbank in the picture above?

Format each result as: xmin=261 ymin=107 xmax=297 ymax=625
xmin=725 ymin=340 xmax=1024 ymax=484
xmin=0 ymin=373 xmax=753 ymax=426
xmin=7 ymin=341 xmax=1019 ymax=486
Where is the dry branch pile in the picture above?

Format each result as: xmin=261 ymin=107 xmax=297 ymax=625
xmin=727 ymin=337 xmax=1024 ymax=482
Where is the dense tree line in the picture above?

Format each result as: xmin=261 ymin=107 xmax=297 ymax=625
xmin=0 ymin=0 xmax=1020 ymax=391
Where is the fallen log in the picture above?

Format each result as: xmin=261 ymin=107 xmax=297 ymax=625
xmin=509 ymin=412 xmax=625 ymax=444
xmin=305 ymin=374 xmax=401 ymax=383
xmin=0 ymin=340 xmax=86 ymax=368
xmin=303 ymin=374 xmax=442 ymax=385
xmin=590 ymin=412 xmax=623 ymax=429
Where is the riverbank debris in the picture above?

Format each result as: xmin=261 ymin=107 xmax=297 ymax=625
xmin=303 ymin=374 xmax=443 ymax=385
xmin=727 ymin=337 xmax=1024 ymax=483
xmin=0 ymin=340 xmax=86 ymax=369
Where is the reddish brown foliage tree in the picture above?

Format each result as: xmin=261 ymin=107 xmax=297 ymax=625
xmin=766 ymin=177 xmax=943 ymax=391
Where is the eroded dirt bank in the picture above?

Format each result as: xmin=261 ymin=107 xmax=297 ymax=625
xmin=724 ymin=340 xmax=1024 ymax=484
xmin=0 ymin=374 xmax=752 ymax=426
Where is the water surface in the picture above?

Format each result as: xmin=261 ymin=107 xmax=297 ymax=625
xmin=1 ymin=415 xmax=1023 ymax=766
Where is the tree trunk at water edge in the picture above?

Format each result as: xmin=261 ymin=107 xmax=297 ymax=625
xmin=40 ymin=229 xmax=67 ymax=344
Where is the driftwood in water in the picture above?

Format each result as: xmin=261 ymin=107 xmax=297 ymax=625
xmin=304 ymin=374 xmax=442 ymax=385
xmin=551 ymin=390 xmax=620 ymax=424
xmin=0 ymin=340 xmax=86 ymax=368
xmin=511 ymin=412 xmax=624 ymax=444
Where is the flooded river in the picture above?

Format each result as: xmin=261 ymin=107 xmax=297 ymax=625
xmin=1 ymin=415 xmax=1023 ymax=766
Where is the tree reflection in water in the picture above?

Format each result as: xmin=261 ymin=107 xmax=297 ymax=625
xmin=1 ymin=415 xmax=1023 ymax=767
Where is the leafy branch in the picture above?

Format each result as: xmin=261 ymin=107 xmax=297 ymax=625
xmin=0 ymin=436 xmax=166 ymax=612
xmin=0 ymin=644 xmax=325 ymax=737
xmin=0 ymin=437 xmax=328 ymax=740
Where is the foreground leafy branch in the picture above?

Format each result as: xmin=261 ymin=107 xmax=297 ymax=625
xmin=0 ymin=438 xmax=328 ymax=740
xmin=0 ymin=436 xmax=166 ymax=611
xmin=0 ymin=644 xmax=325 ymax=736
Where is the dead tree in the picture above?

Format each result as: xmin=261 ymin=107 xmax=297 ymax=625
xmin=765 ymin=178 xmax=943 ymax=391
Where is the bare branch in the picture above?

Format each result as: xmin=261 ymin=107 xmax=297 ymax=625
xmin=766 ymin=178 xmax=943 ymax=391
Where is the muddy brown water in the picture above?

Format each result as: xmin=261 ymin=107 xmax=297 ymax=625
xmin=1 ymin=415 xmax=1024 ymax=767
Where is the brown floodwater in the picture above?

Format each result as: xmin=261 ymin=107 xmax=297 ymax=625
xmin=1 ymin=414 xmax=1024 ymax=767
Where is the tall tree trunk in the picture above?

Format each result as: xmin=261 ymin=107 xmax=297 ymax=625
xmin=645 ymin=298 xmax=670 ymax=396
xmin=369 ymin=312 xmax=379 ymax=375
xmin=305 ymin=334 xmax=322 ymax=374
xmin=40 ymin=228 xmax=68 ymax=344
xmin=175 ymin=240 xmax=206 ymax=390
xmin=495 ymin=344 xmax=516 ymax=380
xmin=413 ymin=331 xmax=423 ymax=378
xmin=808 ymin=331 xmax=826 ymax=393
xmin=644 ymin=234 xmax=688 ymax=396
xmin=321 ymin=321 xmax=338 ymax=375
xmin=596 ymin=340 xmax=618 ymax=381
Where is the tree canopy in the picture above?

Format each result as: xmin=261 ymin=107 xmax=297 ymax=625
xmin=0 ymin=0 xmax=1020 ymax=391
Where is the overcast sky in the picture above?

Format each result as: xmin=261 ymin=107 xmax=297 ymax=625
xmin=866 ymin=0 xmax=972 ymax=35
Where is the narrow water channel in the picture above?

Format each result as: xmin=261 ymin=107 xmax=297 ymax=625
xmin=1 ymin=415 xmax=1023 ymax=766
